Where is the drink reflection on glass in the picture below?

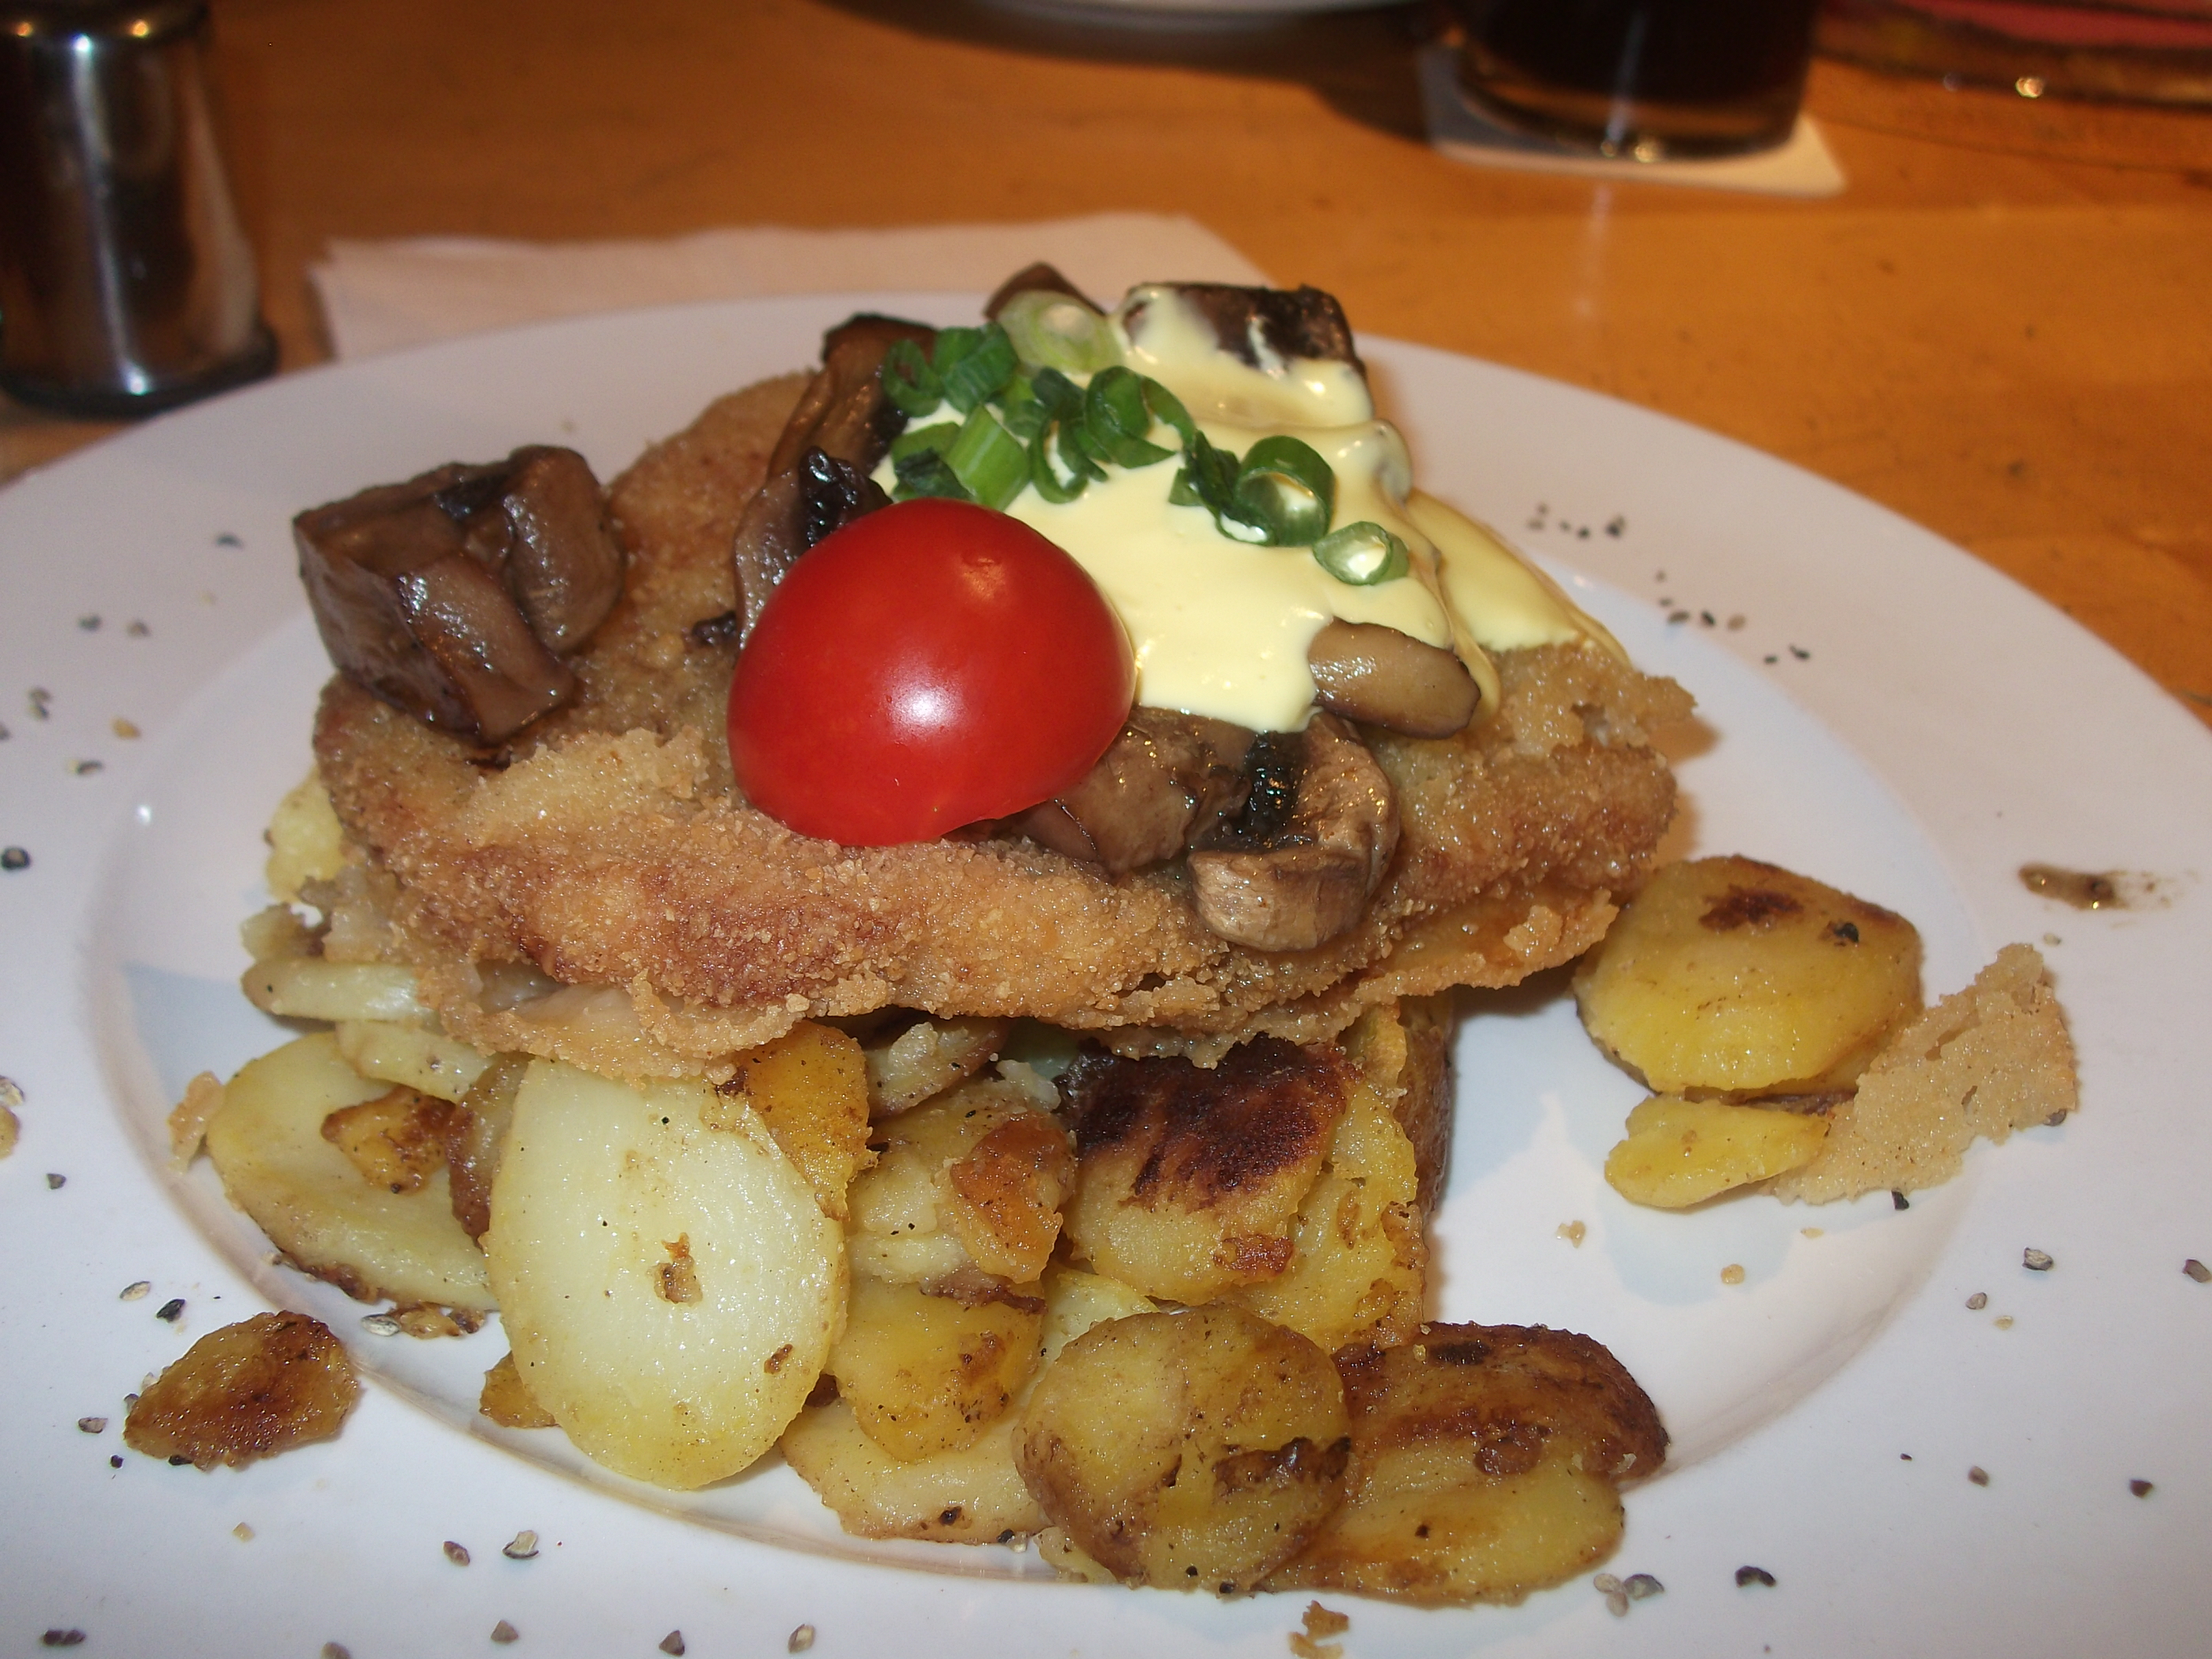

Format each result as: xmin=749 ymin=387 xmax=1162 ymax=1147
xmin=1453 ymin=0 xmax=1824 ymax=159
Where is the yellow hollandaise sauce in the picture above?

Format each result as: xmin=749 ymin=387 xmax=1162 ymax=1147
xmin=877 ymin=285 xmax=1622 ymax=733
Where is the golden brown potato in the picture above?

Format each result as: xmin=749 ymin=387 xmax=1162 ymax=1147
xmin=334 ymin=1018 xmax=491 ymax=1103
xmin=485 ymin=1060 xmax=842 ymax=1489
xmin=320 ymin=1085 xmax=457 ymax=1195
xmin=1273 ymin=1323 xmax=1667 ymax=1606
xmin=1574 ymin=855 xmax=1922 ymax=1097
xmin=1604 ymin=1096 xmax=1830 ymax=1209
xmin=782 ymin=1263 xmax=1154 ymax=1544
xmin=1016 ymin=1306 xmax=1351 ymax=1593
xmin=780 ymin=1400 xmax=1046 ymax=1544
xmin=443 ymin=1053 xmax=529 ymax=1241
xmin=1342 ymin=995 xmax=1456 ymax=1217
xmin=263 ymin=770 xmax=347 ymax=904
xmin=205 ymin=1032 xmax=491 ymax=1308
xmin=828 ymin=1275 xmax=1043 ymax=1461
xmin=716 ymin=1021 xmax=873 ymax=1220
xmin=846 ymin=1078 xmax=1068 ymax=1286
xmin=1229 ymin=1073 xmax=1426 ymax=1356
xmin=123 ymin=1311 xmax=360 ymax=1470
xmin=864 ymin=1016 xmax=1015 ymax=1115
xmin=1060 ymin=1040 xmax=1350 ymax=1306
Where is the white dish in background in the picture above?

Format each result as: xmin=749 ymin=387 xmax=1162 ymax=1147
xmin=2 ymin=294 xmax=2206 ymax=1657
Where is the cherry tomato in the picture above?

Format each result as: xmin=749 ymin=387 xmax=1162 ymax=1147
xmin=728 ymin=498 xmax=1135 ymax=845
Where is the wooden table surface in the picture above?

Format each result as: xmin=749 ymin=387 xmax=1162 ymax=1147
xmin=6 ymin=0 xmax=2209 ymax=725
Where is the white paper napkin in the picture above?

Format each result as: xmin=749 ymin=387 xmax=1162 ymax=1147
xmin=312 ymin=214 xmax=1273 ymax=361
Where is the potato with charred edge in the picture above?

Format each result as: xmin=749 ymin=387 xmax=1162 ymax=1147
xmin=1272 ymin=1324 xmax=1667 ymax=1606
xmin=1575 ymin=855 xmax=1922 ymax=1098
xmin=124 ymin=1312 xmax=360 ymax=1470
xmin=782 ymin=1263 xmax=1153 ymax=1544
xmin=1016 ymin=1306 xmax=1351 ymax=1593
xmin=827 ymin=1275 xmax=1043 ymax=1462
xmin=847 ymin=1077 xmax=1071 ymax=1287
xmin=1059 ymin=1039 xmax=1350 ymax=1306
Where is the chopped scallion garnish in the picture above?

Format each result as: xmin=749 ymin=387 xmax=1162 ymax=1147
xmin=997 ymin=291 xmax=1120 ymax=375
xmin=881 ymin=339 xmax=942 ymax=418
xmin=946 ymin=408 xmax=1029 ymax=511
xmin=1232 ymin=436 xmax=1335 ymax=548
xmin=1312 ymin=521 xmax=1411 ymax=585
xmin=939 ymin=324 xmax=1020 ymax=415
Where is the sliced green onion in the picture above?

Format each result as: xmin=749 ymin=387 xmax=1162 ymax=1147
xmin=1171 ymin=430 xmax=1255 ymax=535
xmin=1028 ymin=366 xmax=1086 ymax=423
xmin=1311 ymin=521 xmax=1410 ymax=585
xmin=1141 ymin=376 xmax=1196 ymax=448
xmin=888 ymin=421 xmax=961 ymax=463
xmin=997 ymin=290 xmax=1120 ymax=375
xmin=892 ymin=446 xmax=971 ymax=502
xmin=1057 ymin=417 xmax=1110 ymax=483
xmin=1029 ymin=424 xmax=1089 ymax=505
xmin=945 ymin=407 xmax=1028 ymax=511
xmin=1232 ymin=435 xmax=1335 ymax=547
xmin=1083 ymin=366 xmax=1174 ymax=469
xmin=939 ymin=324 xmax=1019 ymax=415
xmin=881 ymin=339 xmax=942 ymax=418
xmin=995 ymin=371 xmax=1049 ymax=441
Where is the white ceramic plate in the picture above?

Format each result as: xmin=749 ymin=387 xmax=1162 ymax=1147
xmin=2 ymin=295 xmax=2206 ymax=1657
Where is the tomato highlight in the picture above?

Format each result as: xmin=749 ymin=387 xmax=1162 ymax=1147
xmin=727 ymin=498 xmax=1136 ymax=846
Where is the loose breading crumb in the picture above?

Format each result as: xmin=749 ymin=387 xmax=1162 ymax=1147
xmin=1292 ymin=1599 xmax=1350 ymax=1653
xmin=1302 ymin=1602 xmax=1350 ymax=1638
xmin=167 ymin=1072 xmax=224 ymax=1171
xmin=1772 ymin=945 xmax=2077 ymax=1203
xmin=0 ymin=1103 xmax=17 ymax=1159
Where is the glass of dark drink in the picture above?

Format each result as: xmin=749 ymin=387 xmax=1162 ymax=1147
xmin=1452 ymin=0 xmax=1824 ymax=159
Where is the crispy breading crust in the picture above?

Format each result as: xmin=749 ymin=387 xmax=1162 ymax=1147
xmin=313 ymin=375 xmax=1692 ymax=1075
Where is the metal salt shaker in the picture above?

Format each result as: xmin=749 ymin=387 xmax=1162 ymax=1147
xmin=0 ymin=0 xmax=274 ymax=416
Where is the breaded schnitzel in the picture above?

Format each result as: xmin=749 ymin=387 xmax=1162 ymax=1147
xmin=312 ymin=371 xmax=1690 ymax=1080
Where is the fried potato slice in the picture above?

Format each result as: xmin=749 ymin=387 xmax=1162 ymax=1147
xmin=335 ymin=1019 xmax=491 ymax=1103
xmin=1016 ymin=1306 xmax=1351 ymax=1593
xmin=828 ymin=1275 xmax=1043 ymax=1461
xmin=1229 ymin=1073 xmax=1426 ymax=1355
xmin=1060 ymin=1039 xmax=1350 ymax=1306
xmin=242 ymin=957 xmax=432 ymax=1026
xmin=782 ymin=1263 xmax=1154 ymax=1544
xmin=1574 ymin=855 xmax=1922 ymax=1097
xmin=1272 ymin=1323 xmax=1667 ymax=1606
xmin=1604 ymin=1096 xmax=1829 ymax=1209
xmin=123 ymin=1311 xmax=359 ymax=1470
xmin=865 ymin=1016 xmax=1015 ymax=1115
xmin=847 ymin=1078 xmax=1070 ymax=1286
xmin=444 ymin=1053 xmax=529 ymax=1241
xmin=717 ymin=1021 xmax=873 ymax=1220
xmin=205 ymin=1032 xmax=491 ymax=1308
xmin=320 ymin=1084 xmax=457 ymax=1195
xmin=264 ymin=770 xmax=347 ymax=904
xmin=485 ymin=1060 xmax=843 ymax=1489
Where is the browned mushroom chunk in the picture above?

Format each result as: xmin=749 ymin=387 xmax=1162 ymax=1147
xmin=1013 ymin=709 xmax=1254 ymax=874
xmin=730 ymin=313 xmax=935 ymax=637
xmin=296 ymin=446 xmax=624 ymax=745
xmin=1188 ymin=713 xmax=1399 ymax=953
xmin=983 ymin=261 xmax=1103 ymax=319
xmin=1123 ymin=283 xmax=1364 ymax=376
xmin=499 ymin=445 xmax=625 ymax=652
xmin=1307 ymin=619 xmax=1481 ymax=738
